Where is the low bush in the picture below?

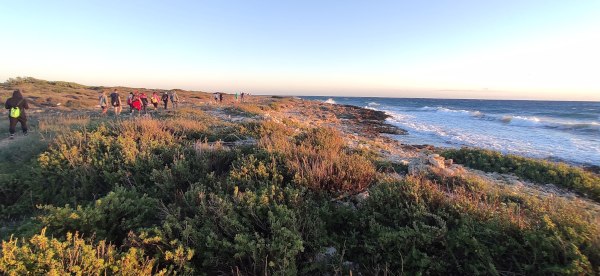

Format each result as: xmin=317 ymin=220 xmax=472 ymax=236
xmin=442 ymin=148 xmax=600 ymax=202
xmin=36 ymin=187 xmax=160 ymax=244
xmin=0 ymin=228 xmax=163 ymax=275
xmin=333 ymin=176 xmax=600 ymax=275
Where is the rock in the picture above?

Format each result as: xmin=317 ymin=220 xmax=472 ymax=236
xmin=355 ymin=191 xmax=370 ymax=202
xmin=448 ymin=164 xmax=465 ymax=174
xmin=428 ymin=154 xmax=445 ymax=169
xmin=444 ymin=159 xmax=453 ymax=166
xmin=408 ymin=158 xmax=429 ymax=175
xmin=440 ymin=168 xmax=455 ymax=177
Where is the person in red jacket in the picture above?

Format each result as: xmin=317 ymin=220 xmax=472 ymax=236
xmin=4 ymin=89 xmax=29 ymax=139
xmin=131 ymin=92 xmax=142 ymax=116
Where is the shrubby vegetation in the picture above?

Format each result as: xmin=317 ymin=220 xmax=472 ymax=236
xmin=1 ymin=109 xmax=599 ymax=274
xmin=442 ymin=148 xmax=600 ymax=202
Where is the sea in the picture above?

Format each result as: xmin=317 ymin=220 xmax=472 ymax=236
xmin=302 ymin=96 xmax=600 ymax=166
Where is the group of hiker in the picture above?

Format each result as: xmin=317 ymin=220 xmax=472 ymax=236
xmin=99 ymin=89 xmax=179 ymax=116
xmin=4 ymin=88 xmax=251 ymax=139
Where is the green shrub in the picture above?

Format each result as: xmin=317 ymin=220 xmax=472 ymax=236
xmin=0 ymin=228 xmax=164 ymax=275
xmin=442 ymin=148 xmax=600 ymax=202
xmin=330 ymin=176 xmax=599 ymax=275
xmin=37 ymin=187 xmax=160 ymax=244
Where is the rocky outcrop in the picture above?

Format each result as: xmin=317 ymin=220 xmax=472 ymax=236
xmin=408 ymin=153 xmax=465 ymax=177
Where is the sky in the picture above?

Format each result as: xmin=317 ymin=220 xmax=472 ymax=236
xmin=1 ymin=0 xmax=599 ymax=100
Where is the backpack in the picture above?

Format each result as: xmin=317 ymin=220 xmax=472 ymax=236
xmin=110 ymin=93 xmax=119 ymax=105
xmin=10 ymin=99 xmax=23 ymax=118
xmin=99 ymin=95 xmax=108 ymax=106
xmin=151 ymin=96 xmax=158 ymax=104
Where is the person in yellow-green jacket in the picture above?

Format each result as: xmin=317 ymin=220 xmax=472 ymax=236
xmin=4 ymin=89 xmax=29 ymax=139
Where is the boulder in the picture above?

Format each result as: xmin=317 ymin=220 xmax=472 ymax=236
xmin=428 ymin=154 xmax=446 ymax=169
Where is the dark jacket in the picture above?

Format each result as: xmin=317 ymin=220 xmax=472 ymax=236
xmin=5 ymin=90 xmax=29 ymax=118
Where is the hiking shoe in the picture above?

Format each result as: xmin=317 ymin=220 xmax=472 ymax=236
xmin=9 ymin=134 xmax=15 ymax=140
xmin=23 ymin=132 xmax=28 ymax=136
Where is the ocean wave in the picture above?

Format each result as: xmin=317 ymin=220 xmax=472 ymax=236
xmin=367 ymin=102 xmax=380 ymax=107
xmin=501 ymin=115 xmax=541 ymax=126
xmin=420 ymin=106 xmax=484 ymax=117
xmin=501 ymin=115 xmax=600 ymax=132
xmin=324 ymin=98 xmax=336 ymax=104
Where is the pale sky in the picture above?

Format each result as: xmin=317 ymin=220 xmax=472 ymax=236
xmin=1 ymin=0 xmax=599 ymax=100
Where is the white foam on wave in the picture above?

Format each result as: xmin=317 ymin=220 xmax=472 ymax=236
xmin=500 ymin=115 xmax=600 ymax=132
xmin=358 ymin=102 xmax=600 ymax=165
xmin=367 ymin=102 xmax=380 ymax=107
xmin=420 ymin=106 xmax=484 ymax=117
xmin=324 ymin=98 xmax=336 ymax=104
xmin=501 ymin=115 xmax=541 ymax=126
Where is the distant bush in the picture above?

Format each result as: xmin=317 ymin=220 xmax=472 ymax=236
xmin=224 ymin=104 xmax=265 ymax=117
xmin=442 ymin=148 xmax=600 ymax=202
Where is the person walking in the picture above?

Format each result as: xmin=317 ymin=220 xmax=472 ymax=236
xmin=110 ymin=89 xmax=122 ymax=116
xmin=240 ymin=92 xmax=244 ymax=103
xmin=99 ymin=90 xmax=109 ymax=115
xmin=131 ymin=93 xmax=142 ymax=116
xmin=219 ymin=93 xmax=223 ymax=103
xmin=170 ymin=91 xmax=179 ymax=109
xmin=151 ymin=91 xmax=160 ymax=110
xmin=161 ymin=92 xmax=169 ymax=109
xmin=140 ymin=92 xmax=149 ymax=113
xmin=126 ymin=92 xmax=135 ymax=113
xmin=235 ymin=92 xmax=238 ymax=102
xmin=4 ymin=89 xmax=29 ymax=139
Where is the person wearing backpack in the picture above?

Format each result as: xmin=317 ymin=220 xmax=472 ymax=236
xmin=151 ymin=91 xmax=159 ymax=109
xmin=110 ymin=89 xmax=122 ymax=116
xmin=4 ymin=89 xmax=29 ymax=139
xmin=99 ymin=90 xmax=109 ymax=115
xmin=140 ymin=92 xmax=149 ymax=113
xmin=170 ymin=91 xmax=179 ymax=109
xmin=161 ymin=92 xmax=169 ymax=109
xmin=127 ymin=92 xmax=135 ymax=113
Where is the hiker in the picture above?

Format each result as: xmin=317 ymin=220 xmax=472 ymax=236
xmin=213 ymin=93 xmax=219 ymax=103
xmin=235 ymin=92 xmax=238 ymax=102
xmin=131 ymin=93 xmax=142 ymax=116
xmin=4 ymin=89 xmax=29 ymax=139
xmin=99 ymin=91 xmax=109 ymax=115
xmin=219 ymin=93 xmax=223 ymax=103
xmin=240 ymin=92 xmax=245 ymax=102
xmin=126 ymin=92 xmax=135 ymax=113
xmin=170 ymin=91 xmax=179 ymax=109
xmin=110 ymin=89 xmax=122 ymax=116
xmin=140 ymin=92 xmax=149 ymax=113
xmin=151 ymin=92 xmax=160 ymax=109
xmin=161 ymin=92 xmax=169 ymax=109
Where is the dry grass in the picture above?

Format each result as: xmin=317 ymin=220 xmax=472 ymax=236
xmin=259 ymin=123 xmax=376 ymax=194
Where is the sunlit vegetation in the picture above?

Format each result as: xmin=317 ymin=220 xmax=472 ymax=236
xmin=0 ymin=100 xmax=599 ymax=274
xmin=442 ymin=148 xmax=600 ymax=202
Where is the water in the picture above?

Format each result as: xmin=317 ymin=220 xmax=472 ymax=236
xmin=303 ymin=96 xmax=600 ymax=166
